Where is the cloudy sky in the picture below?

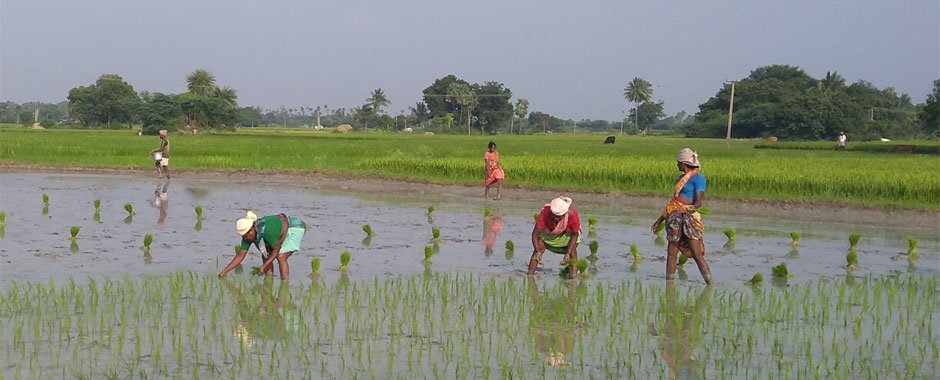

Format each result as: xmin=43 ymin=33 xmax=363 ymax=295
xmin=1 ymin=0 xmax=937 ymax=120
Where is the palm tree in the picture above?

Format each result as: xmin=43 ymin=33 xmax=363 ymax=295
xmin=213 ymin=86 xmax=238 ymax=107
xmin=186 ymin=69 xmax=216 ymax=97
xmin=368 ymin=88 xmax=390 ymax=115
xmin=818 ymin=71 xmax=845 ymax=96
xmin=624 ymin=77 xmax=653 ymax=134
xmin=448 ymin=83 xmax=476 ymax=135
xmin=410 ymin=102 xmax=429 ymax=128
xmin=513 ymin=98 xmax=529 ymax=134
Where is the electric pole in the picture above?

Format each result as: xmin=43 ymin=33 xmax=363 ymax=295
xmin=725 ymin=81 xmax=737 ymax=149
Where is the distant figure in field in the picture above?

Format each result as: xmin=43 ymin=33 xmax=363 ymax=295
xmin=218 ymin=211 xmax=308 ymax=279
xmin=528 ymin=196 xmax=581 ymax=278
xmin=150 ymin=129 xmax=170 ymax=179
xmin=603 ymin=136 xmax=616 ymax=144
xmin=484 ymin=141 xmax=505 ymax=200
xmin=837 ymin=131 xmax=847 ymax=150
xmin=650 ymin=148 xmax=713 ymax=284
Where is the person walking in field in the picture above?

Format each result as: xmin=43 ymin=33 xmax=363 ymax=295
xmin=650 ymin=148 xmax=713 ymax=284
xmin=218 ymin=211 xmax=308 ymax=279
xmin=150 ymin=129 xmax=170 ymax=179
xmin=484 ymin=141 xmax=505 ymax=200
xmin=528 ymin=196 xmax=582 ymax=278
xmin=837 ymin=131 xmax=847 ymax=150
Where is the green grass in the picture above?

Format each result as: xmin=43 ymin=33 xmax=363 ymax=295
xmin=755 ymin=140 xmax=940 ymax=155
xmin=2 ymin=129 xmax=938 ymax=207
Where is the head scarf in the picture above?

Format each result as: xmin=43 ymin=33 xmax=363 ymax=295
xmin=677 ymin=148 xmax=700 ymax=167
xmin=158 ymin=129 xmax=168 ymax=137
xmin=549 ymin=196 xmax=572 ymax=216
xmin=235 ymin=211 xmax=258 ymax=236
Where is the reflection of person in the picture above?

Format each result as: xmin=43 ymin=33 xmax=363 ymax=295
xmin=650 ymin=149 xmax=713 ymax=284
xmin=482 ymin=212 xmax=503 ymax=257
xmin=221 ymin=277 xmax=296 ymax=347
xmin=150 ymin=181 xmax=169 ymax=227
xmin=484 ymin=141 xmax=505 ymax=200
xmin=528 ymin=196 xmax=581 ymax=277
xmin=837 ymin=131 xmax=847 ymax=150
xmin=149 ymin=129 xmax=171 ymax=179
xmin=652 ymin=283 xmax=711 ymax=380
xmin=527 ymin=277 xmax=583 ymax=368
xmin=218 ymin=211 xmax=308 ymax=278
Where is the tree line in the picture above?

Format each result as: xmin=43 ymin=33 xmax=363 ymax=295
xmin=1 ymin=65 xmax=936 ymax=139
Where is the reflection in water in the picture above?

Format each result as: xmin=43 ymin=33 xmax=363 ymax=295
xmin=150 ymin=181 xmax=169 ymax=228
xmin=69 ymin=241 xmax=80 ymax=254
xmin=482 ymin=211 xmax=503 ymax=257
xmin=222 ymin=277 xmax=297 ymax=347
xmin=528 ymin=278 xmax=585 ymax=368
xmin=653 ymin=283 xmax=711 ymax=380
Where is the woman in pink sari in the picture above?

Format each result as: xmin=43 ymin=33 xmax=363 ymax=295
xmin=484 ymin=141 xmax=505 ymax=200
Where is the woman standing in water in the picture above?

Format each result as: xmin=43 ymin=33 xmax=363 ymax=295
xmin=650 ymin=148 xmax=713 ymax=284
xmin=483 ymin=141 xmax=505 ymax=200
xmin=219 ymin=211 xmax=308 ymax=279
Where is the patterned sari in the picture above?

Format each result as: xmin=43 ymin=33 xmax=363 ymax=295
xmin=660 ymin=170 xmax=704 ymax=255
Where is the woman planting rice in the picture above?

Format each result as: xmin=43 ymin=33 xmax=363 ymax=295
xmin=650 ymin=148 xmax=713 ymax=284
xmin=528 ymin=196 xmax=582 ymax=277
xmin=219 ymin=211 xmax=307 ymax=279
xmin=483 ymin=141 xmax=505 ymax=200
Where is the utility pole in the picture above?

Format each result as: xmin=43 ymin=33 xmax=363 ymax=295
xmin=725 ymin=81 xmax=737 ymax=149
xmin=620 ymin=110 xmax=625 ymax=135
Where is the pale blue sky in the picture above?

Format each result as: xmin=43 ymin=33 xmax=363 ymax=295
xmin=2 ymin=0 xmax=937 ymax=119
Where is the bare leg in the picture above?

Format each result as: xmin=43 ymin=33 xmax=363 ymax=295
xmin=688 ymin=240 xmax=712 ymax=284
xmin=527 ymin=239 xmax=547 ymax=275
xmin=484 ymin=185 xmax=490 ymax=199
xmin=277 ymin=252 xmax=292 ymax=278
xmin=566 ymin=249 xmax=578 ymax=279
xmin=154 ymin=161 xmax=162 ymax=178
xmin=262 ymin=253 xmax=275 ymax=276
xmin=666 ymin=243 xmax=679 ymax=280
xmin=162 ymin=165 xmax=170 ymax=179
xmin=494 ymin=181 xmax=501 ymax=200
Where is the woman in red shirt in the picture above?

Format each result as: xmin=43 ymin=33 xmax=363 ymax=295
xmin=528 ymin=196 xmax=581 ymax=278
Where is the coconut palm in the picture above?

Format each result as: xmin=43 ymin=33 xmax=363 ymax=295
xmin=448 ymin=83 xmax=476 ymax=135
xmin=624 ymin=77 xmax=653 ymax=134
xmin=818 ymin=71 xmax=845 ymax=96
xmin=368 ymin=88 xmax=390 ymax=115
xmin=186 ymin=69 xmax=217 ymax=97
xmin=410 ymin=102 xmax=430 ymax=128
xmin=213 ymin=86 xmax=238 ymax=107
xmin=513 ymin=98 xmax=529 ymax=134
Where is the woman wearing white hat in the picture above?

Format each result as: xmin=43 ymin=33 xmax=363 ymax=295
xmin=650 ymin=148 xmax=713 ymax=284
xmin=528 ymin=196 xmax=582 ymax=277
xmin=218 ymin=211 xmax=307 ymax=278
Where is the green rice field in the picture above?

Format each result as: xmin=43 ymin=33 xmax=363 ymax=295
xmin=1 ymin=272 xmax=935 ymax=379
xmin=1 ymin=128 xmax=938 ymax=208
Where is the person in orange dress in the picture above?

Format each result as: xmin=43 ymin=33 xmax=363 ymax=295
xmin=483 ymin=141 xmax=505 ymax=200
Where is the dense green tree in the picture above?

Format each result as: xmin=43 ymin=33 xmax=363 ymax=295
xmin=919 ymin=79 xmax=940 ymax=137
xmin=67 ymin=74 xmax=140 ymax=127
xmin=423 ymin=75 xmax=470 ymax=119
xmin=527 ymin=111 xmax=565 ymax=133
xmin=409 ymin=102 xmax=430 ymax=128
xmin=176 ymin=93 xmax=237 ymax=130
xmin=139 ymin=92 xmax=182 ymax=135
xmin=448 ymin=82 xmax=476 ymax=135
xmin=472 ymin=81 xmax=512 ymax=135
xmin=186 ymin=69 xmax=217 ymax=97
xmin=628 ymin=100 xmax=666 ymax=133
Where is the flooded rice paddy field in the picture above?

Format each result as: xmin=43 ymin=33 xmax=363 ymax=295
xmin=1 ymin=172 xmax=937 ymax=378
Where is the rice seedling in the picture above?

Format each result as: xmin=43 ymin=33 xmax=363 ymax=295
xmin=848 ymin=233 xmax=861 ymax=249
xmin=588 ymin=240 xmax=599 ymax=256
xmin=723 ymin=228 xmax=736 ymax=241
xmin=771 ymin=263 xmax=788 ymax=278
xmin=250 ymin=266 xmax=261 ymax=275
xmin=69 ymin=225 xmax=80 ymax=241
xmin=194 ymin=205 xmax=203 ymax=220
xmin=787 ymin=247 xmax=800 ymax=258
xmin=790 ymin=231 xmax=800 ymax=246
xmin=430 ymin=227 xmax=441 ymax=243
xmin=587 ymin=216 xmax=598 ymax=231
xmin=483 ymin=208 xmax=493 ymax=218
xmin=339 ymin=251 xmax=351 ymax=272
xmin=362 ymin=224 xmax=375 ymax=237
xmin=504 ymin=240 xmax=514 ymax=252
xmin=93 ymin=199 xmax=101 ymax=212
xmin=423 ymin=246 xmax=433 ymax=264
xmin=141 ymin=234 xmax=153 ymax=250
xmin=309 ymin=257 xmax=322 ymax=279
xmin=533 ymin=213 xmax=539 ymax=221
xmin=846 ymin=248 xmax=859 ymax=270
xmin=576 ymin=259 xmax=589 ymax=278
xmin=630 ymin=244 xmax=641 ymax=261
xmin=746 ymin=272 xmax=763 ymax=285
xmin=906 ymin=236 xmax=918 ymax=258
xmin=677 ymin=255 xmax=688 ymax=267
xmin=42 ymin=193 xmax=49 ymax=206
xmin=124 ymin=202 xmax=135 ymax=216
xmin=1 ymin=210 xmax=7 ymax=226
xmin=426 ymin=206 xmax=434 ymax=215
xmin=194 ymin=219 xmax=203 ymax=231
xmin=69 ymin=241 xmax=80 ymax=254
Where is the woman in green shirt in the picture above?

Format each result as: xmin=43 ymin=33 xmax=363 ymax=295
xmin=218 ymin=211 xmax=307 ymax=278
